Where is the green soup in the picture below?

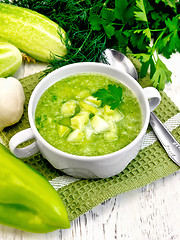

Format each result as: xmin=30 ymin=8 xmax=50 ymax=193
xmin=35 ymin=73 xmax=143 ymax=156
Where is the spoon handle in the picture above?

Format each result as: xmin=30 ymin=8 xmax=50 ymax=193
xmin=150 ymin=112 xmax=180 ymax=166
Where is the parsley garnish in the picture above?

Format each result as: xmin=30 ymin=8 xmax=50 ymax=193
xmin=93 ymin=84 xmax=123 ymax=110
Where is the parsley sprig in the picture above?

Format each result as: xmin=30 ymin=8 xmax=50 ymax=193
xmin=93 ymin=84 xmax=123 ymax=110
xmin=4 ymin=0 xmax=180 ymax=90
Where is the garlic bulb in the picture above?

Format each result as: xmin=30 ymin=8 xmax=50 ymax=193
xmin=0 ymin=77 xmax=25 ymax=131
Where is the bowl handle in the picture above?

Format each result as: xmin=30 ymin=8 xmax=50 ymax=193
xmin=143 ymin=87 xmax=161 ymax=112
xmin=9 ymin=128 xmax=39 ymax=158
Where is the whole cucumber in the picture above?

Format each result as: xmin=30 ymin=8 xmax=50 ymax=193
xmin=0 ymin=3 xmax=67 ymax=62
xmin=0 ymin=42 xmax=22 ymax=77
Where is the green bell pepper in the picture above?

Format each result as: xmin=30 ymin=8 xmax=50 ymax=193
xmin=0 ymin=143 xmax=70 ymax=233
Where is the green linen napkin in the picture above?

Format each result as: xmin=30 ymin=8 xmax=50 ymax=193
xmin=0 ymin=69 xmax=180 ymax=222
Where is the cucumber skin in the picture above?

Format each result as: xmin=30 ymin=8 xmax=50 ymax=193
xmin=0 ymin=3 xmax=67 ymax=62
xmin=0 ymin=42 xmax=22 ymax=77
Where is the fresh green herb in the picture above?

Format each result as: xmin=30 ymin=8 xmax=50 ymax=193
xmin=2 ymin=0 xmax=179 ymax=90
xmin=88 ymin=0 xmax=179 ymax=90
xmin=93 ymin=84 xmax=123 ymax=110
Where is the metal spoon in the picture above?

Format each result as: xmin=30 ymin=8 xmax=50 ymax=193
xmin=100 ymin=48 xmax=180 ymax=167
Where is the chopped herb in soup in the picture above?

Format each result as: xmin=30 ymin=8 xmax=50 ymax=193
xmin=35 ymin=73 xmax=143 ymax=156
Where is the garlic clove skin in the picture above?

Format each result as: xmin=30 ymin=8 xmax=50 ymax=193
xmin=0 ymin=77 xmax=25 ymax=131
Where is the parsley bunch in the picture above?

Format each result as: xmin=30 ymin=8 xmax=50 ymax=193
xmin=3 ymin=0 xmax=180 ymax=90
xmin=89 ymin=0 xmax=179 ymax=90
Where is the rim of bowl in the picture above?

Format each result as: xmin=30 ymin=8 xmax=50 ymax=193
xmin=28 ymin=62 xmax=150 ymax=162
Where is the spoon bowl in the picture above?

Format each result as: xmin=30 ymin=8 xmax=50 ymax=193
xmin=100 ymin=49 xmax=138 ymax=80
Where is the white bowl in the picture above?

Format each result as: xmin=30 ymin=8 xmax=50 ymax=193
xmin=9 ymin=62 xmax=161 ymax=178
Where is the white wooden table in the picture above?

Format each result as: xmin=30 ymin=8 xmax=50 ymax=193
xmin=0 ymin=53 xmax=180 ymax=240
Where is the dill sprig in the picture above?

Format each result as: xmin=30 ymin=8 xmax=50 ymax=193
xmin=47 ymin=30 xmax=107 ymax=72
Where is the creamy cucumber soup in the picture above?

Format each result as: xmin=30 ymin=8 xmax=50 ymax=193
xmin=35 ymin=73 xmax=143 ymax=156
